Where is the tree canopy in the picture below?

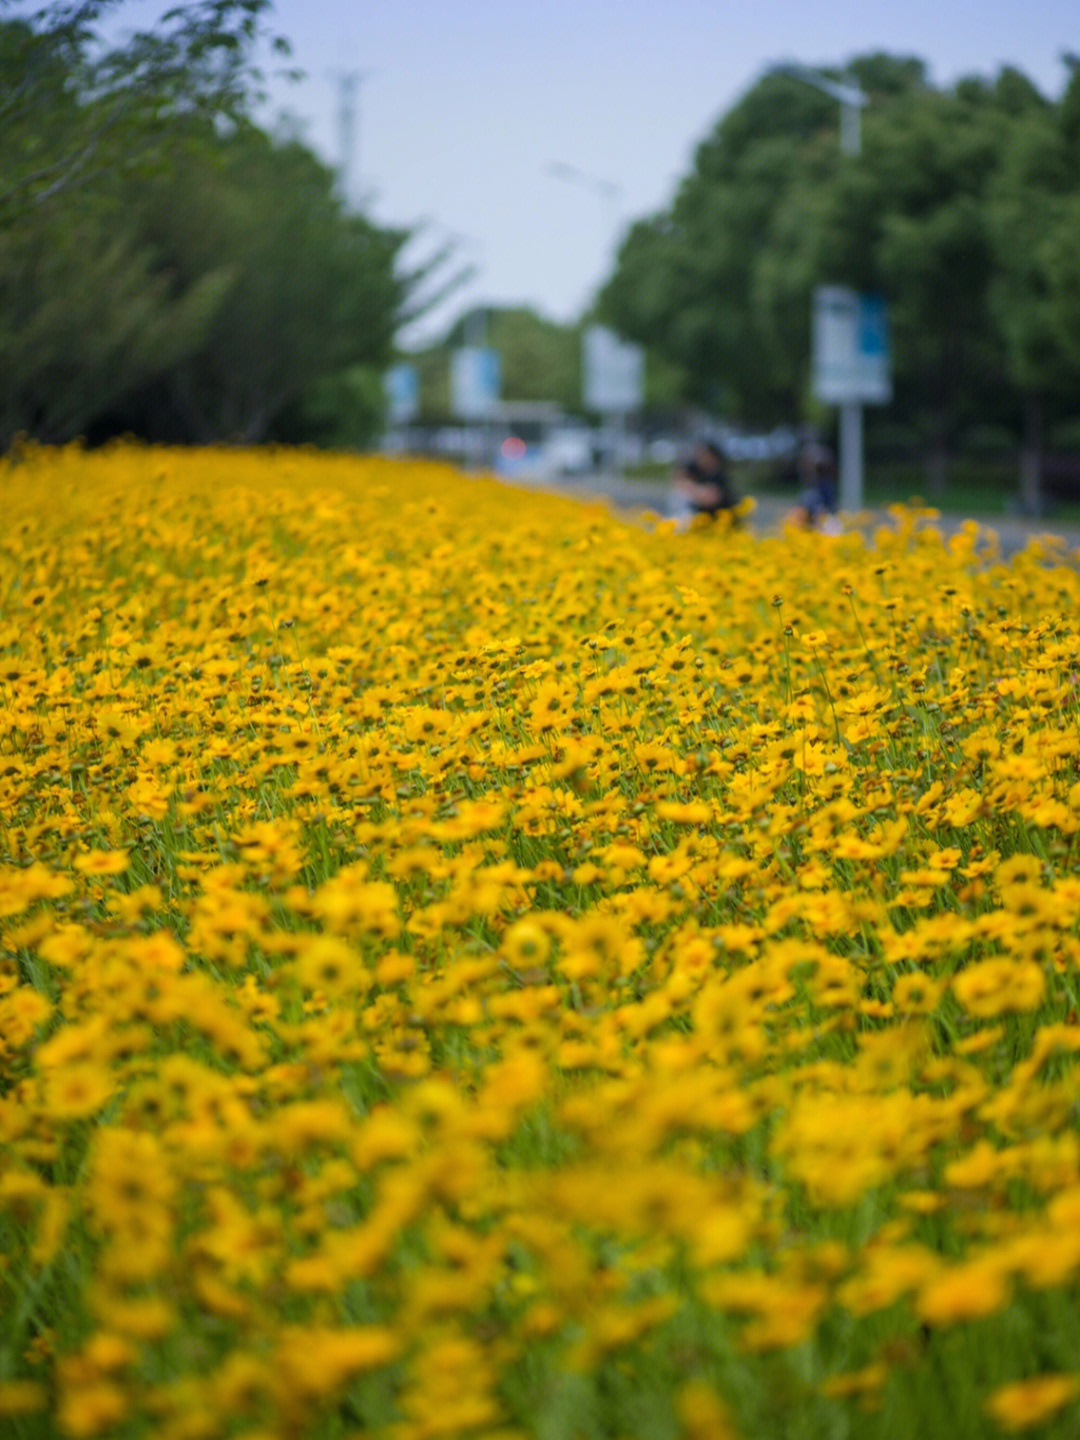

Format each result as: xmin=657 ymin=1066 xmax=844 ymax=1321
xmin=0 ymin=3 xmax=425 ymax=449
xmin=0 ymin=2 xmax=288 ymax=221
xmin=597 ymin=52 xmax=1080 ymax=503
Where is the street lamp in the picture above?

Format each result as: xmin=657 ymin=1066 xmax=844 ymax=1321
xmin=545 ymin=161 xmax=624 ymax=273
xmin=546 ymin=163 xmax=627 ymax=474
xmin=777 ymin=63 xmax=866 ymax=156
xmin=546 ymin=161 xmax=622 ymax=209
xmin=779 ymin=65 xmax=870 ymax=511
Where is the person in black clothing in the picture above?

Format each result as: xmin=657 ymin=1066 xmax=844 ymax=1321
xmin=790 ymin=441 xmax=838 ymax=530
xmin=673 ymin=440 xmax=739 ymax=522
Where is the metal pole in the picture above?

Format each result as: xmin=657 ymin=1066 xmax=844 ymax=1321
xmin=782 ymin=67 xmax=869 ymax=514
xmin=841 ymin=98 xmax=861 ymax=158
xmin=839 ymin=401 xmax=863 ymax=514
xmin=331 ymin=69 xmax=375 ymax=205
xmin=545 ymin=162 xmax=623 ymax=292
xmin=839 ymin=95 xmax=863 ymax=512
xmin=611 ymin=412 xmax=623 ymax=485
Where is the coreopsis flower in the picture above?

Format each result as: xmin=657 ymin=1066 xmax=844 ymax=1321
xmin=677 ymin=1380 xmax=741 ymax=1440
xmin=12 ymin=438 xmax=1080 ymax=1440
xmin=916 ymin=1256 xmax=1013 ymax=1327
xmin=0 ymin=1381 xmax=47 ymax=1419
xmin=951 ymin=958 xmax=1047 ymax=1018
xmin=72 ymin=849 xmax=130 ymax=876
xmin=293 ymin=935 xmax=365 ymax=998
xmin=984 ymin=1375 xmax=1080 ymax=1432
xmin=272 ymin=1323 xmax=400 ymax=1404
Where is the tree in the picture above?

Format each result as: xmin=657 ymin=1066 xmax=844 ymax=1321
xmin=119 ymin=123 xmax=406 ymax=443
xmin=600 ymin=68 xmax=847 ymax=422
xmin=987 ymin=72 xmax=1080 ymax=514
xmin=820 ymin=82 xmax=1008 ymax=492
xmin=0 ymin=10 xmax=252 ymax=447
xmin=0 ymin=2 xmax=288 ymax=222
xmin=0 ymin=181 xmax=230 ymax=448
xmin=598 ymin=49 xmax=1080 ymax=515
xmin=1045 ymin=192 xmax=1080 ymax=378
xmin=0 ymin=8 xmax=418 ymax=449
xmin=485 ymin=309 xmax=580 ymax=411
xmin=411 ymin=307 xmax=583 ymax=422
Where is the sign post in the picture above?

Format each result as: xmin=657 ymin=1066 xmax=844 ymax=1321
xmin=812 ymin=287 xmax=891 ymax=513
xmin=583 ymin=325 xmax=644 ymax=481
xmin=451 ymin=346 xmax=501 ymax=469
xmin=383 ymin=362 xmax=418 ymax=450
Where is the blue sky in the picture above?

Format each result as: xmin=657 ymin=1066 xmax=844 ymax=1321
xmin=89 ymin=1 xmax=1080 ymax=342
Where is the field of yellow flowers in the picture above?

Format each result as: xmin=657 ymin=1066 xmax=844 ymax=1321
xmin=4 ymin=443 xmax=1080 ymax=1440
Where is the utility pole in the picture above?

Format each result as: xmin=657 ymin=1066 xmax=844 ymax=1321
xmin=329 ymin=69 xmax=374 ymax=205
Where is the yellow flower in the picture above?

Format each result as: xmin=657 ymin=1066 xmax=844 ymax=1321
xmin=40 ymin=1062 xmax=114 ymax=1121
xmin=916 ymin=1257 xmax=1012 ymax=1327
xmin=820 ymin=1363 xmax=890 ymax=1400
xmin=55 ymin=1379 xmax=130 ymax=1439
xmin=892 ymin=972 xmax=945 ymax=1014
xmin=19 ymin=440 xmax=1080 ymax=1438
xmin=72 ymin=849 xmax=130 ymax=876
xmin=87 ymin=1285 xmax=177 ymax=1340
xmin=676 ymin=1380 xmax=741 ymax=1440
xmin=501 ymin=917 xmax=551 ymax=969
xmin=0 ymin=861 xmax=72 ymax=916
xmin=294 ymin=935 xmax=365 ymax=997
xmin=837 ymin=1243 xmax=941 ymax=1317
xmin=85 ymin=1128 xmax=176 ymax=1233
xmin=984 ymin=1374 xmax=1079 ymax=1432
xmin=951 ymin=958 xmax=1046 ymax=1018
xmin=273 ymin=1324 xmax=400 ymax=1399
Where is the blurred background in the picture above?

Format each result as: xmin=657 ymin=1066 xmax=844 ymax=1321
xmin=3 ymin=1 xmax=1080 ymax=517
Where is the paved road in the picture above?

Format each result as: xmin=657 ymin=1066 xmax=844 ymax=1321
xmin=524 ymin=470 xmax=1080 ymax=561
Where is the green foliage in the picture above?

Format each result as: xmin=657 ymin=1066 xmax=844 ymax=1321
xmin=0 ymin=180 xmax=233 ymax=447
xmin=270 ymin=365 xmax=389 ymax=451
xmin=981 ymin=66 xmax=1080 ymax=511
xmin=0 ymin=7 xmax=412 ymax=449
xmin=122 ymin=124 xmax=405 ymax=443
xmin=986 ymin=103 xmax=1077 ymax=397
xmin=412 ymin=306 xmax=583 ymax=420
xmin=821 ymin=82 xmax=1010 ymax=484
xmin=598 ymin=51 xmax=1080 ymax=499
xmin=600 ymin=68 xmax=856 ymax=420
xmin=0 ymin=3 xmax=286 ymax=222
xmin=487 ymin=308 xmax=581 ymax=410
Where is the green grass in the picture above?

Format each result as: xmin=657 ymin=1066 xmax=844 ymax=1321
xmin=750 ymin=457 xmax=1080 ymax=523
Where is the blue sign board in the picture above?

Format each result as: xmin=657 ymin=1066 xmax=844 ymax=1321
xmin=384 ymin=363 xmax=419 ymax=424
xmin=812 ymin=287 xmax=891 ymax=405
xmin=858 ymin=294 xmax=889 ymax=359
xmin=583 ymin=325 xmax=644 ymax=414
xmin=451 ymin=347 xmax=501 ymax=420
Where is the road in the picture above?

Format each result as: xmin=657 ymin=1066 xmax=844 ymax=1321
xmin=519 ymin=469 xmax=1080 ymax=561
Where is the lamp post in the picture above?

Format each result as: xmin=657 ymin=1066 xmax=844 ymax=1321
xmin=778 ymin=64 xmax=866 ymax=157
xmin=546 ymin=163 xmax=625 ymax=472
xmin=781 ymin=65 xmax=870 ymax=512
xmin=545 ymin=161 xmax=623 ymax=290
xmin=546 ymin=162 xmax=622 ymax=218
